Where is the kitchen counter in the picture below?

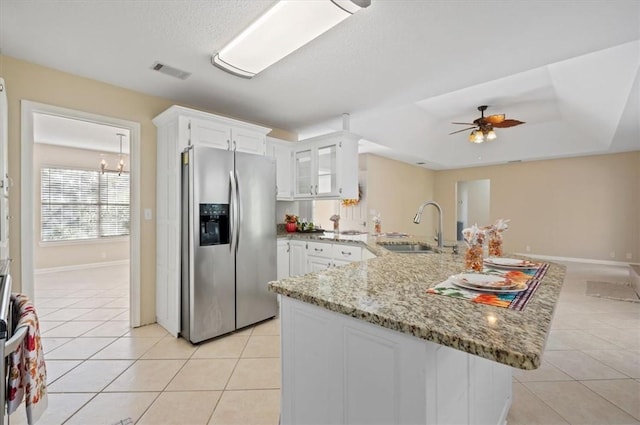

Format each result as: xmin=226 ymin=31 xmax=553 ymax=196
xmin=270 ymin=238 xmax=565 ymax=424
xmin=269 ymin=243 xmax=565 ymax=370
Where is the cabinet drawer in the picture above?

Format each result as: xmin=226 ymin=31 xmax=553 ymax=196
xmin=307 ymin=241 xmax=332 ymax=259
xmin=332 ymin=244 xmax=362 ymax=262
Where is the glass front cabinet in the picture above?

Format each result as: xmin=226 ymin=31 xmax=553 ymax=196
xmin=293 ymin=131 xmax=359 ymax=200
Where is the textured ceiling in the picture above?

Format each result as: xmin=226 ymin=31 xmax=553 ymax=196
xmin=1 ymin=0 xmax=638 ymax=169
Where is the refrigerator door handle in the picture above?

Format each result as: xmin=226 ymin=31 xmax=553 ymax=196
xmin=234 ymin=170 xmax=241 ymax=254
xmin=229 ymin=170 xmax=237 ymax=253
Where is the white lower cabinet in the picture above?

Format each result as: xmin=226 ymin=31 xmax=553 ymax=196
xmin=306 ymin=241 xmax=363 ymax=273
xmin=289 ymin=240 xmax=308 ymax=277
xmin=307 ymin=257 xmax=333 ymax=273
xmin=278 ymin=239 xmax=367 ymax=279
xmin=277 ymin=239 xmax=290 ymax=280
xmin=280 ymin=297 xmax=512 ymax=425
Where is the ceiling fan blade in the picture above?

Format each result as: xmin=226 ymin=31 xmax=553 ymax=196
xmin=449 ymin=126 xmax=476 ymax=135
xmin=484 ymin=114 xmax=506 ymax=124
xmin=451 ymin=122 xmax=476 ymax=126
xmin=492 ymin=119 xmax=525 ymax=128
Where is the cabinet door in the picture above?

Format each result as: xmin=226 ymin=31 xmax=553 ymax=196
xmin=336 ymin=137 xmax=359 ymax=199
xmin=293 ymin=148 xmax=314 ymax=197
xmin=333 ymin=259 xmax=351 ymax=268
xmin=232 ymin=128 xmax=266 ymax=155
xmin=289 ymin=241 xmax=307 ymax=277
xmin=273 ymin=143 xmax=293 ymax=200
xmin=191 ymin=118 xmax=230 ymax=150
xmin=307 ymin=256 xmax=332 ymax=273
xmin=277 ymin=240 xmax=290 ymax=280
xmin=315 ymin=143 xmax=338 ymax=197
xmin=0 ymin=79 xmax=7 ymax=261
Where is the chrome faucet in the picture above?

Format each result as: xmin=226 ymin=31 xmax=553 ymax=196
xmin=413 ymin=201 xmax=443 ymax=249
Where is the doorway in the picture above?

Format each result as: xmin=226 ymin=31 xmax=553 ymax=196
xmin=456 ymin=179 xmax=490 ymax=241
xmin=21 ymin=101 xmax=141 ymax=327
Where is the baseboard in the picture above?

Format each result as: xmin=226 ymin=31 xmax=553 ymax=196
xmin=35 ymin=259 xmax=130 ymax=275
xmin=514 ymin=253 xmax=639 ymax=267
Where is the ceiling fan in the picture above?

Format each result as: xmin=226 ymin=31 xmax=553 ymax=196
xmin=449 ymin=105 xmax=525 ymax=143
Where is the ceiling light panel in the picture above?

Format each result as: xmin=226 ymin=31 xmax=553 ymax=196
xmin=213 ymin=0 xmax=370 ymax=78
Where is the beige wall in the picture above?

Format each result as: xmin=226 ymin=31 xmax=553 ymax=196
xmin=434 ymin=152 xmax=640 ymax=262
xmin=364 ymin=154 xmax=437 ymax=236
xmin=34 ymin=144 xmax=130 ymax=269
xmin=1 ymin=54 xmax=292 ymax=325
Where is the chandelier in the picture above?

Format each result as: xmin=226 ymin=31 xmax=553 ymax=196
xmin=100 ymin=133 xmax=126 ymax=176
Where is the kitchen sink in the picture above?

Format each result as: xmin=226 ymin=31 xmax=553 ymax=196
xmin=339 ymin=230 xmax=368 ymax=235
xmin=380 ymin=243 xmax=435 ymax=253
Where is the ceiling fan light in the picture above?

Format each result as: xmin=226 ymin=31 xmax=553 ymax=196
xmin=469 ymin=130 xmax=484 ymax=144
xmin=486 ymin=130 xmax=497 ymax=140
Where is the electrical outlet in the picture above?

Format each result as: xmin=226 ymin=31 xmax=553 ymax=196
xmin=627 ymin=253 xmax=633 ymax=260
xmin=525 ymin=245 xmax=531 ymax=252
xmin=610 ymin=251 xmax=615 ymax=259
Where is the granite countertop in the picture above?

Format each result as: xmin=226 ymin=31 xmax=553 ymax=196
xmin=277 ymin=230 xmax=437 ymax=256
xmin=268 ymin=242 xmax=565 ymax=370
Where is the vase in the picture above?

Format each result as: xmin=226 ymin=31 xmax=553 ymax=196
xmin=285 ymin=222 xmax=297 ymax=233
xmin=465 ymin=245 xmax=483 ymax=272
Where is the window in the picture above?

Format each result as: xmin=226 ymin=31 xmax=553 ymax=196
xmin=41 ymin=167 xmax=130 ymax=242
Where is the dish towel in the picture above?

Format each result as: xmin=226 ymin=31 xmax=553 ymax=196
xmin=7 ymin=293 xmax=48 ymax=424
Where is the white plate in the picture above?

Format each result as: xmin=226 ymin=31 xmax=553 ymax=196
xmin=450 ymin=273 xmax=517 ymax=289
xmin=484 ymin=257 xmax=541 ymax=269
xmin=450 ymin=279 xmax=528 ymax=294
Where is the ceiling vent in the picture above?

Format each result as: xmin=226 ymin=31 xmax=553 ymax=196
xmin=151 ymin=62 xmax=191 ymax=80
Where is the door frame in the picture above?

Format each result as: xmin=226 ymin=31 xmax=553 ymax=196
xmin=21 ymin=100 xmax=141 ymax=327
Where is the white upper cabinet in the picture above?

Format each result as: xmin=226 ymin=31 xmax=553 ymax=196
xmin=293 ymin=131 xmax=359 ymax=200
xmin=190 ymin=118 xmax=231 ymax=150
xmin=156 ymin=106 xmax=270 ymax=155
xmin=294 ymin=147 xmax=314 ymax=197
xmin=232 ymin=127 xmax=267 ymax=155
xmin=267 ymin=137 xmax=294 ymax=200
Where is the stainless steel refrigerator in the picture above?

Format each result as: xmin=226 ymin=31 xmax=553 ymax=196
xmin=181 ymin=145 xmax=277 ymax=344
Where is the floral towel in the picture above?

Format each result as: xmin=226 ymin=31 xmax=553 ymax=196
xmin=7 ymin=293 xmax=48 ymax=424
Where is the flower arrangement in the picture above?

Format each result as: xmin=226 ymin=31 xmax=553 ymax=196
xmin=284 ymin=214 xmax=298 ymax=233
xmin=284 ymin=214 xmax=298 ymax=224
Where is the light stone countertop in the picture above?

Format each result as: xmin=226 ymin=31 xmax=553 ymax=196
xmin=269 ymin=233 xmax=566 ymax=370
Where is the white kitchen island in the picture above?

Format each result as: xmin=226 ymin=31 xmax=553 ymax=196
xmin=269 ymin=240 xmax=566 ymax=425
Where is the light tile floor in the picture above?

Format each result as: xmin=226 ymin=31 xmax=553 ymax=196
xmin=6 ymin=261 xmax=640 ymax=424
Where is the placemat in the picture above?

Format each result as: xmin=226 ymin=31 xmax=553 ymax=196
xmin=426 ymin=263 xmax=549 ymax=311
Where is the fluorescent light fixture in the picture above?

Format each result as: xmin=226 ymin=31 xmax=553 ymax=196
xmin=212 ymin=0 xmax=371 ymax=78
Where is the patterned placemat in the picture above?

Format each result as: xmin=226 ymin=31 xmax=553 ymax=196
xmin=426 ymin=263 xmax=549 ymax=311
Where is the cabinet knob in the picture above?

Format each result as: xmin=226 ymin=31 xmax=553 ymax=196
xmin=315 ymin=248 xmax=323 ymax=252
xmin=341 ymin=251 xmax=351 ymax=256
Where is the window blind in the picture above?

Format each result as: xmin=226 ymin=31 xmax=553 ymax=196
xmin=41 ymin=167 xmax=130 ymax=242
